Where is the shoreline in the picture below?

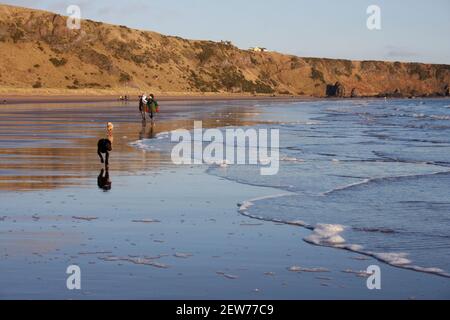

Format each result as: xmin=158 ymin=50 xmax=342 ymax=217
xmin=0 ymin=93 xmax=311 ymax=105
xmin=1 ymin=93 xmax=448 ymax=106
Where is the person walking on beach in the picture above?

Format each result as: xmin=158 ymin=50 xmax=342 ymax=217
xmin=139 ymin=94 xmax=147 ymax=121
xmin=146 ymin=94 xmax=159 ymax=121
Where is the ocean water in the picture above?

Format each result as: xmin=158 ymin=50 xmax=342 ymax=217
xmin=131 ymin=98 xmax=450 ymax=278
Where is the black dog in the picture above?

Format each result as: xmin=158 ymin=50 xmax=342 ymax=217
xmin=97 ymin=138 xmax=112 ymax=165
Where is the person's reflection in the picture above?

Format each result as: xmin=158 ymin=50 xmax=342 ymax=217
xmin=139 ymin=120 xmax=156 ymax=140
xmin=97 ymin=167 xmax=112 ymax=191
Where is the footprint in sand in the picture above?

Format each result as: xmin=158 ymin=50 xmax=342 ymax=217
xmin=72 ymin=216 xmax=98 ymax=221
xmin=288 ymin=266 xmax=330 ymax=273
xmin=132 ymin=219 xmax=161 ymax=223
xmin=174 ymin=253 xmax=193 ymax=259
xmin=216 ymin=271 xmax=239 ymax=280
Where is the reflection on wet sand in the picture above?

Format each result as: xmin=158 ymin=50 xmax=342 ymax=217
xmin=0 ymin=101 xmax=261 ymax=191
xmin=139 ymin=120 xmax=156 ymax=140
xmin=97 ymin=167 xmax=111 ymax=191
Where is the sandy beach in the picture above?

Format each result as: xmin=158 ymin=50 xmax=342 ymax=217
xmin=0 ymin=93 xmax=310 ymax=106
xmin=1 ymin=99 xmax=449 ymax=300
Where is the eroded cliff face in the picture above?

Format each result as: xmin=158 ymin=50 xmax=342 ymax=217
xmin=0 ymin=4 xmax=449 ymax=97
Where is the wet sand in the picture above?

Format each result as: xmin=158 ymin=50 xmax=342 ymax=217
xmin=0 ymin=100 xmax=449 ymax=299
xmin=0 ymin=94 xmax=307 ymax=106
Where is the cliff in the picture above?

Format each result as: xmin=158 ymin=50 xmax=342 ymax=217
xmin=0 ymin=4 xmax=449 ymax=97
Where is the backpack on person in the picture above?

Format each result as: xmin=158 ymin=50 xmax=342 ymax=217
xmin=148 ymin=98 xmax=159 ymax=113
xmin=153 ymin=99 xmax=160 ymax=113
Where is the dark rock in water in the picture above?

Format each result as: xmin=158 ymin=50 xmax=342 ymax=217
xmin=392 ymin=88 xmax=403 ymax=97
xmin=350 ymin=88 xmax=359 ymax=98
xmin=430 ymin=85 xmax=447 ymax=97
xmin=408 ymin=89 xmax=419 ymax=99
xmin=326 ymin=82 xmax=346 ymax=97
xmin=379 ymin=88 xmax=404 ymax=98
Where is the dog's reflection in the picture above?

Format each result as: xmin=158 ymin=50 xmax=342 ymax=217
xmin=97 ymin=167 xmax=112 ymax=191
xmin=139 ymin=120 xmax=156 ymax=140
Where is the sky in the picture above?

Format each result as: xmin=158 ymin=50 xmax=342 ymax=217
xmin=3 ymin=0 xmax=450 ymax=64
